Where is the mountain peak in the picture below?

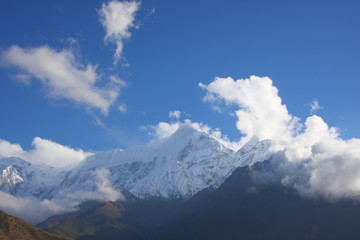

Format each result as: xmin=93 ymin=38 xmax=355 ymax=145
xmin=94 ymin=201 xmax=123 ymax=218
xmin=0 ymin=124 xmax=272 ymax=209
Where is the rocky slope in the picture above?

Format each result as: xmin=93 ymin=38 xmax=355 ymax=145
xmin=0 ymin=209 xmax=72 ymax=240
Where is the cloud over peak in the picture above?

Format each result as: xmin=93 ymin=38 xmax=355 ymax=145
xmin=1 ymin=45 xmax=126 ymax=115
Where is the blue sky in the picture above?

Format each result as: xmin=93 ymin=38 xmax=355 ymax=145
xmin=0 ymin=0 xmax=360 ymax=152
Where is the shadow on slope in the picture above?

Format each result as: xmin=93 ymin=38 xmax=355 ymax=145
xmin=155 ymin=161 xmax=360 ymax=240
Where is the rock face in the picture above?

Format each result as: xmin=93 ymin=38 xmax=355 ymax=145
xmin=0 ymin=125 xmax=271 ymax=200
xmin=0 ymin=209 xmax=72 ymax=240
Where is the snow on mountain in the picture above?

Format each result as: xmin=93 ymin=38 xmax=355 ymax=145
xmin=0 ymin=125 xmax=271 ymax=200
xmin=0 ymin=157 xmax=67 ymax=199
xmin=1 ymin=165 xmax=24 ymax=192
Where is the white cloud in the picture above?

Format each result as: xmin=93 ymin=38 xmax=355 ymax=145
xmin=168 ymin=110 xmax=181 ymax=119
xmin=151 ymin=119 xmax=241 ymax=151
xmin=0 ymin=191 xmax=78 ymax=224
xmin=118 ymin=103 xmax=127 ymax=113
xmin=0 ymin=137 xmax=92 ymax=168
xmin=0 ymin=139 xmax=23 ymax=158
xmin=201 ymin=75 xmax=360 ymax=200
xmin=310 ymin=98 xmax=322 ymax=114
xmin=1 ymin=45 xmax=126 ymax=115
xmin=0 ymin=168 xmax=124 ymax=224
xmin=66 ymin=168 xmax=125 ymax=202
xmin=278 ymin=116 xmax=360 ymax=199
xmin=199 ymin=76 xmax=301 ymax=145
xmin=93 ymin=168 xmax=125 ymax=201
xmin=99 ymin=0 xmax=140 ymax=64
xmin=153 ymin=122 xmax=180 ymax=139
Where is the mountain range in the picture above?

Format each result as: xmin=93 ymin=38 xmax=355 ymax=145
xmin=0 ymin=125 xmax=270 ymax=200
xmin=1 ymin=125 xmax=360 ymax=239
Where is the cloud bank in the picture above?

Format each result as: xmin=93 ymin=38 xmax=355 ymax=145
xmin=99 ymin=0 xmax=140 ymax=64
xmin=0 ymin=191 xmax=79 ymax=224
xmin=0 ymin=137 xmax=92 ymax=168
xmin=201 ymin=75 xmax=360 ymax=200
xmin=1 ymin=45 xmax=126 ymax=115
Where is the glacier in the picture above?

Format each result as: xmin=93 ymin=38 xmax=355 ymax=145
xmin=0 ymin=125 xmax=271 ymax=200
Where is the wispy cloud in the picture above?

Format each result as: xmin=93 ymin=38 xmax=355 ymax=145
xmin=310 ymin=98 xmax=323 ymax=114
xmin=1 ymin=45 xmax=126 ymax=115
xmin=99 ymin=0 xmax=140 ymax=64
xmin=118 ymin=103 xmax=127 ymax=113
xmin=150 ymin=119 xmax=241 ymax=151
xmin=168 ymin=110 xmax=181 ymax=119
xmin=66 ymin=168 xmax=125 ymax=202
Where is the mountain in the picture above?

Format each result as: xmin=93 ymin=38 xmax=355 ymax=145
xmin=0 ymin=209 xmax=72 ymax=240
xmin=0 ymin=157 xmax=68 ymax=199
xmin=0 ymin=125 xmax=271 ymax=201
xmin=41 ymin=160 xmax=360 ymax=240
xmin=42 ymin=197 xmax=185 ymax=240
xmin=154 ymin=161 xmax=360 ymax=240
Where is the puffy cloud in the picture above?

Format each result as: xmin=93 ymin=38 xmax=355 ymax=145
xmin=99 ymin=0 xmax=140 ymax=64
xmin=201 ymin=75 xmax=360 ymax=200
xmin=279 ymin=117 xmax=360 ymax=199
xmin=0 ymin=139 xmax=23 ymax=158
xmin=23 ymin=137 xmax=93 ymax=168
xmin=1 ymin=45 xmax=126 ymax=115
xmin=168 ymin=110 xmax=181 ymax=119
xmin=310 ymin=98 xmax=322 ymax=114
xmin=199 ymin=76 xmax=301 ymax=145
xmin=0 ymin=137 xmax=92 ymax=168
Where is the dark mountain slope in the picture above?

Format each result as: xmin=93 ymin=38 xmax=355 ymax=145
xmin=155 ymin=161 xmax=360 ymax=240
xmin=44 ymin=197 xmax=184 ymax=240
xmin=42 ymin=160 xmax=360 ymax=240
xmin=47 ymin=201 xmax=142 ymax=240
xmin=0 ymin=209 xmax=72 ymax=240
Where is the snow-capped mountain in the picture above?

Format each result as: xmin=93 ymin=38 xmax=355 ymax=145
xmin=0 ymin=125 xmax=271 ymax=200
xmin=0 ymin=157 xmax=68 ymax=198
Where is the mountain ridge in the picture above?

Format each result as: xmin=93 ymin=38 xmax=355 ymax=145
xmin=0 ymin=125 xmax=271 ymax=202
